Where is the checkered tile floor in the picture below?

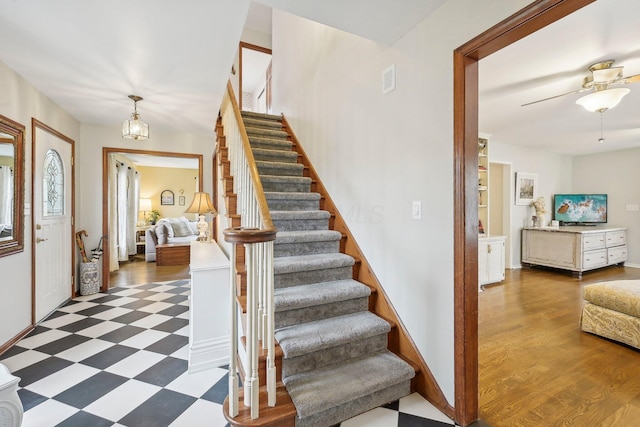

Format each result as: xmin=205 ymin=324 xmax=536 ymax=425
xmin=0 ymin=279 xmax=454 ymax=426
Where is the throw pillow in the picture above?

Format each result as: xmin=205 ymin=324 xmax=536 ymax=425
xmin=157 ymin=219 xmax=174 ymax=238
xmin=188 ymin=221 xmax=199 ymax=235
xmin=171 ymin=218 xmax=192 ymax=237
xmin=155 ymin=223 xmax=169 ymax=245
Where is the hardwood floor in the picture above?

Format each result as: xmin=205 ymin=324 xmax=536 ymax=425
xmin=109 ymin=254 xmax=189 ymax=288
xmin=479 ymin=266 xmax=640 ymax=426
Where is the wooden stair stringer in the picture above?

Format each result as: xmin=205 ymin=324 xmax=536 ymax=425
xmin=282 ymin=115 xmax=455 ymax=420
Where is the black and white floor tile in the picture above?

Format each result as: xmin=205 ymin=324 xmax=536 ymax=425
xmin=0 ymin=279 xmax=455 ymax=426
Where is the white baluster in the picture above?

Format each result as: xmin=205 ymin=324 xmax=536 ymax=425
xmin=228 ymin=243 xmax=239 ymax=417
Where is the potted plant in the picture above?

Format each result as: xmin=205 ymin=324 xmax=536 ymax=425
xmin=148 ymin=210 xmax=161 ymax=225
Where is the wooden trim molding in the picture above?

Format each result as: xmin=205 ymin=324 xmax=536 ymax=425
xmin=453 ymin=0 xmax=595 ymax=425
xmin=101 ymin=148 xmax=203 ymax=290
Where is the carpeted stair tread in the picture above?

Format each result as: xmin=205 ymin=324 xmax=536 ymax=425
xmin=274 ymin=279 xmax=370 ymax=313
xmin=248 ymin=136 xmax=293 ymax=151
xmin=245 ymin=126 xmax=289 ymax=140
xmin=253 ymin=147 xmax=299 ymax=163
xmin=242 ymin=117 xmax=283 ymax=130
xmin=274 ymin=253 xmax=354 ymax=274
xmin=266 ymin=192 xmax=320 ymax=202
xmin=257 ymin=161 xmax=305 ymax=177
xmin=275 ymin=311 xmax=387 ymax=358
xmin=260 ymin=175 xmax=311 ymax=185
xmin=241 ymin=111 xmax=282 ymax=122
xmin=275 ymin=230 xmax=342 ymax=244
xmin=270 ymin=210 xmax=330 ymax=220
xmin=283 ymin=350 xmax=415 ymax=419
xmin=266 ymin=192 xmax=321 ymax=211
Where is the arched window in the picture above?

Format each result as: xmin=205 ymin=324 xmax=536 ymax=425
xmin=43 ymin=149 xmax=64 ymax=216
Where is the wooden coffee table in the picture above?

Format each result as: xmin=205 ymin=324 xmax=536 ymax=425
xmin=156 ymin=242 xmax=191 ymax=266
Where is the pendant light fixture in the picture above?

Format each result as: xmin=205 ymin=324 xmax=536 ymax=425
xmin=122 ymin=95 xmax=149 ymax=140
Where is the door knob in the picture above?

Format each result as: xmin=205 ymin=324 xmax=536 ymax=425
xmin=36 ymin=237 xmax=48 ymax=243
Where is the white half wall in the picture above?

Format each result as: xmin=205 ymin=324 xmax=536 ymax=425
xmin=269 ymin=0 xmax=531 ymax=405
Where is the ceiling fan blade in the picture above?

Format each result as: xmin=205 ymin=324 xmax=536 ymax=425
xmin=521 ymin=88 xmax=590 ymax=107
xmin=622 ymin=73 xmax=640 ymax=84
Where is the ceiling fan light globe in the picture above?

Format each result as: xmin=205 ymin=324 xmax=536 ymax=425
xmin=575 ymin=88 xmax=630 ymax=113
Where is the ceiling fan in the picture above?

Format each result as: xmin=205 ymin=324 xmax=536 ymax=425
xmin=522 ymin=60 xmax=640 ymax=112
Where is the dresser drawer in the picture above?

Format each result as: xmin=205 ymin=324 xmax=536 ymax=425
xmin=583 ymin=249 xmax=607 ymax=269
xmin=582 ymin=233 xmax=605 ymax=251
xmin=606 ymin=230 xmax=626 ymax=247
xmin=607 ymin=245 xmax=627 ymax=264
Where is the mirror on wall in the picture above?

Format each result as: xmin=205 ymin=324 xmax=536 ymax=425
xmin=0 ymin=114 xmax=25 ymax=257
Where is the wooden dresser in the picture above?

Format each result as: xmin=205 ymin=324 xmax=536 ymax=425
xmin=522 ymin=226 xmax=627 ymax=278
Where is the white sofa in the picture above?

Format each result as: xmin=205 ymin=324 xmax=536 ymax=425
xmin=145 ymin=217 xmax=199 ymax=262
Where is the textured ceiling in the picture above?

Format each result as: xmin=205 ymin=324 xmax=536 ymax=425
xmin=479 ymin=0 xmax=640 ymax=156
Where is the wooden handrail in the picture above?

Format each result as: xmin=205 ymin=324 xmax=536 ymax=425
xmin=224 ymin=226 xmax=277 ymax=244
xmin=225 ymin=81 xmax=275 ymax=231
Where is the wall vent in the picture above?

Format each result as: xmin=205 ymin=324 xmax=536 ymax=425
xmin=382 ymin=64 xmax=396 ymax=94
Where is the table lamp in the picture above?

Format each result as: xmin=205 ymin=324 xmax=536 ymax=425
xmin=184 ymin=192 xmax=217 ymax=242
xmin=139 ymin=198 xmax=152 ymax=225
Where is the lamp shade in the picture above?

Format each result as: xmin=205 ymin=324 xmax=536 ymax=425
xmin=139 ymin=198 xmax=152 ymax=212
xmin=576 ymin=88 xmax=630 ymax=113
xmin=185 ymin=192 xmax=217 ymax=215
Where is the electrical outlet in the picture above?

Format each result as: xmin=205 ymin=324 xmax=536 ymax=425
xmin=412 ymin=201 xmax=422 ymax=219
xmin=626 ymin=204 xmax=639 ymax=211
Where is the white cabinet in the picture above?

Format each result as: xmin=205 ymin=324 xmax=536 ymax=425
xmin=521 ymin=226 xmax=627 ymax=279
xmin=479 ymin=236 xmax=506 ymax=288
xmin=188 ymin=241 xmax=230 ymax=373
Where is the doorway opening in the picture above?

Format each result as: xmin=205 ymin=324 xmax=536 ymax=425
xmin=239 ymin=42 xmax=273 ymax=113
xmin=453 ymin=0 xmax=595 ymax=424
xmin=101 ymin=148 xmax=203 ymax=291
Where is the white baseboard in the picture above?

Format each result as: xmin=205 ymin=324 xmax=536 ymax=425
xmin=188 ymin=335 xmax=230 ymax=374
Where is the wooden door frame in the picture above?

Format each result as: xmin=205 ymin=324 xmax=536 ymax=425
xmin=238 ymin=41 xmax=273 ymax=111
xmin=31 ymin=119 xmax=76 ymax=325
xmin=453 ymin=0 xmax=595 ymax=424
xmin=101 ymin=148 xmax=203 ymax=291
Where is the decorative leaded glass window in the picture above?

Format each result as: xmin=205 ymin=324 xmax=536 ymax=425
xmin=43 ymin=149 xmax=64 ymax=216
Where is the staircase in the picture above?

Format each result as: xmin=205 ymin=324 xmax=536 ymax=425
xmin=227 ymin=110 xmax=416 ymax=426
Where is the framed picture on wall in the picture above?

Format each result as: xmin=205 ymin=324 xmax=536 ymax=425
xmin=515 ymin=172 xmax=537 ymax=205
xmin=179 ymin=196 xmax=185 ymax=206
xmin=161 ymin=190 xmax=174 ymax=205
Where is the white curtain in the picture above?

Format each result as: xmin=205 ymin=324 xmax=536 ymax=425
xmin=110 ymin=156 xmax=141 ymax=268
xmin=127 ymin=168 xmax=139 ymax=256
xmin=108 ymin=156 xmax=119 ymax=271
xmin=0 ymin=166 xmax=12 ymax=232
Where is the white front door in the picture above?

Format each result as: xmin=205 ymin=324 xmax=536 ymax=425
xmin=34 ymin=124 xmax=73 ymax=322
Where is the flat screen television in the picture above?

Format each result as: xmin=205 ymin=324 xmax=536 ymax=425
xmin=553 ymin=194 xmax=607 ymax=225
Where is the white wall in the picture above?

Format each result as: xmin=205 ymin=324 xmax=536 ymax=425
xmin=270 ymin=0 xmax=530 ymax=404
xmin=572 ymin=148 xmax=640 ymax=267
xmin=490 ymin=141 xmax=573 ymax=267
xmin=0 ymin=61 xmax=80 ymax=346
xmin=77 ymin=124 xmax=215 ymax=251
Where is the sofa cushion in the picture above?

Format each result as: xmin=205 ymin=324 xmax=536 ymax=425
xmin=171 ymin=218 xmax=193 ymax=237
xmin=155 ymin=223 xmax=170 ymax=245
xmin=156 ymin=219 xmax=174 ymax=239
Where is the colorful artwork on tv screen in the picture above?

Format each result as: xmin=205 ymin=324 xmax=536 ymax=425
xmin=554 ymin=194 xmax=607 ymax=223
